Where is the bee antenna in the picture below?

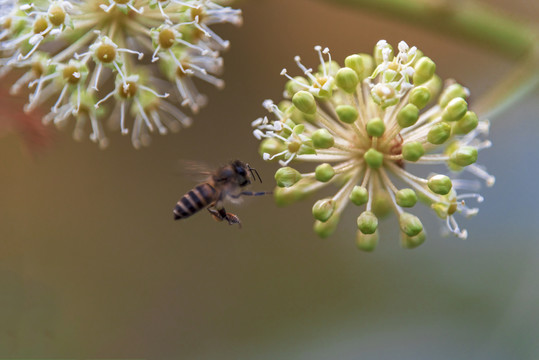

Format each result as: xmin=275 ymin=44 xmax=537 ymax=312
xmin=248 ymin=165 xmax=263 ymax=183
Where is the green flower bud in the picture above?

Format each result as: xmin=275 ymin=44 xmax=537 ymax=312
xmin=372 ymin=191 xmax=392 ymax=218
xmin=374 ymin=43 xmax=392 ymax=65
xmin=356 ymin=230 xmax=379 ymax=252
xmin=344 ymin=54 xmax=374 ymax=80
xmin=423 ymin=75 xmax=442 ymax=100
xmin=453 ymin=111 xmax=478 ymax=134
xmin=439 ymin=83 xmax=468 ymax=108
xmin=410 ymin=49 xmax=424 ymax=66
xmin=350 ymin=185 xmax=369 ymax=206
xmin=259 ymin=138 xmax=285 ymax=158
xmin=315 ymin=163 xmax=335 ymax=182
xmin=318 ymin=60 xmax=340 ymax=76
xmin=273 ymin=179 xmax=316 ymax=206
xmin=364 ymin=148 xmax=384 ymax=169
xmin=428 ymin=174 xmax=452 ymax=195
xmin=275 ymin=167 xmax=302 ymax=187
xmin=336 ymin=67 xmax=359 ymax=93
xmin=312 ymin=198 xmax=334 ymax=222
xmin=402 ymin=141 xmax=425 ymax=162
xmin=335 ymin=104 xmax=359 ymax=124
xmin=450 ymin=146 xmax=478 ymax=167
xmin=285 ymin=76 xmax=309 ymax=97
xmin=413 ymin=56 xmax=436 ymax=85
xmin=366 ymin=117 xmax=385 ymax=137
xmin=427 ymin=122 xmax=451 ymax=145
xmin=442 ymin=97 xmax=468 ymax=122
xmin=397 ymin=104 xmax=419 ymax=128
xmin=292 ymin=90 xmax=317 ymax=115
xmin=409 ymin=86 xmax=431 ymax=109
xmin=292 ymin=124 xmax=305 ymax=134
xmin=396 ymin=188 xmax=417 ymax=207
xmin=401 ymin=230 xmax=426 ymax=249
xmin=312 ymin=129 xmax=335 ymax=149
xmin=357 ymin=211 xmax=378 ymax=234
xmin=297 ymin=144 xmax=316 ymax=156
xmin=314 ymin=214 xmax=340 ymax=238
xmin=399 ymin=212 xmax=423 ymax=237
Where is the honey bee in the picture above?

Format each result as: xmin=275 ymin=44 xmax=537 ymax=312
xmin=173 ymin=160 xmax=270 ymax=228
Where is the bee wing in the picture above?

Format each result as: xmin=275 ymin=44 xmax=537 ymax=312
xmin=176 ymin=159 xmax=214 ymax=182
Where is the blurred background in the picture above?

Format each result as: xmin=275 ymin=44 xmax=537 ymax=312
xmin=1 ymin=0 xmax=539 ymax=359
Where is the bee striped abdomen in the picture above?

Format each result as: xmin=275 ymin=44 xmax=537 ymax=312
xmin=174 ymin=183 xmax=217 ymax=220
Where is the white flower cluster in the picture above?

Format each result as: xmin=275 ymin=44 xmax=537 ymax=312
xmin=0 ymin=0 xmax=241 ymax=148
xmin=253 ymin=41 xmax=495 ymax=249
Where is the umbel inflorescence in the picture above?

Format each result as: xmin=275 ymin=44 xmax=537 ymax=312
xmin=252 ymin=41 xmax=495 ymax=250
xmin=0 ymin=0 xmax=241 ymax=148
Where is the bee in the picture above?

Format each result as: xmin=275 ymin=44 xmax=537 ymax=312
xmin=173 ymin=160 xmax=270 ymax=228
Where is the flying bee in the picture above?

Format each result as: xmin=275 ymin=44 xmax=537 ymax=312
xmin=173 ymin=160 xmax=270 ymax=228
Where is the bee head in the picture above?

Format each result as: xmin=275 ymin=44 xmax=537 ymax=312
xmin=231 ymin=160 xmax=251 ymax=187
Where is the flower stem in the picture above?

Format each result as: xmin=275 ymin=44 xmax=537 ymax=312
xmin=315 ymin=0 xmax=538 ymax=59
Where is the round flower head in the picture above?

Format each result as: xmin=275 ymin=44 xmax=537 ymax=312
xmin=252 ymin=41 xmax=495 ymax=250
xmin=0 ymin=0 xmax=241 ymax=148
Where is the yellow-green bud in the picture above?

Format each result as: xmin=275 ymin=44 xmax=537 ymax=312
xmin=314 ymin=214 xmax=340 ymax=238
xmin=312 ymin=198 xmax=334 ymax=222
xmin=48 ymin=5 xmax=66 ymax=27
xmin=402 ymin=141 xmax=425 ymax=162
xmin=275 ymin=167 xmax=302 ymax=187
xmin=292 ymin=124 xmax=305 ymax=134
xmin=423 ymin=75 xmax=442 ymax=100
xmin=396 ymin=188 xmax=417 ymax=207
xmin=298 ymin=144 xmax=316 ymax=155
xmin=335 ymin=105 xmax=358 ymax=124
xmin=374 ymin=43 xmax=392 ymax=65
xmin=372 ymin=191 xmax=392 ymax=218
xmin=318 ymin=60 xmax=340 ymax=76
xmin=409 ymin=86 xmax=431 ymax=109
xmin=453 ymin=111 xmax=478 ymax=134
xmin=285 ymin=76 xmax=309 ymax=97
xmin=442 ymin=97 xmax=468 ymax=122
xmin=345 ymin=54 xmax=374 ymax=80
xmin=439 ymin=83 xmax=468 ymax=108
xmin=292 ymin=90 xmax=317 ymax=115
xmin=357 ymin=211 xmax=378 ymax=234
xmin=259 ymin=138 xmax=285 ymax=158
xmin=401 ymin=230 xmax=426 ymax=249
xmin=427 ymin=122 xmax=451 ymax=145
xmin=364 ymin=148 xmax=384 ymax=169
xmin=315 ymin=163 xmax=335 ymax=182
xmin=312 ymin=129 xmax=334 ymax=149
xmin=413 ymin=56 xmax=436 ymax=85
xmin=399 ymin=212 xmax=423 ymax=237
xmin=428 ymin=174 xmax=452 ymax=195
xmin=350 ymin=185 xmax=368 ymax=206
xmin=450 ymin=146 xmax=477 ymax=167
xmin=366 ymin=117 xmax=385 ymax=137
xmin=335 ymin=67 xmax=359 ymax=93
xmin=397 ymin=104 xmax=419 ymax=128
xmin=356 ymin=230 xmax=379 ymax=252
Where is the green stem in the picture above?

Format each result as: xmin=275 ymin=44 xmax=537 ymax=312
xmin=315 ymin=0 xmax=538 ymax=59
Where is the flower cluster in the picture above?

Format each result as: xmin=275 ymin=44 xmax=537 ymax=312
xmin=252 ymin=41 xmax=495 ymax=250
xmin=0 ymin=0 xmax=241 ymax=148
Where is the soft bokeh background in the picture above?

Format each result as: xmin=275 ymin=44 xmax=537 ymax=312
xmin=1 ymin=0 xmax=539 ymax=359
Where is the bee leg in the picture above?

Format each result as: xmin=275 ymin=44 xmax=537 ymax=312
xmin=207 ymin=206 xmax=242 ymax=228
xmin=239 ymin=191 xmax=273 ymax=196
